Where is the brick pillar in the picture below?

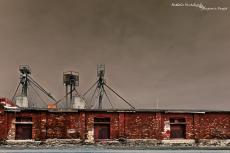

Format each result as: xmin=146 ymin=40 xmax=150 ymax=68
xmin=118 ymin=112 xmax=125 ymax=138
xmin=7 ymin=119 xmax=16 ymax=140
xmin=0 ymin=110 xmax=7 ymax=140
xmin=40 ymin=112 xmax=47 ymax=140
xmin=32 ymin=114 xmax=40 ymax=140
xmin=79 ymin=112 xmax=86 ymax=139
xmin=193 ymin=114 xmax=200 ymax=140
xmin=155 ymin=112 xmax=162 ymax=139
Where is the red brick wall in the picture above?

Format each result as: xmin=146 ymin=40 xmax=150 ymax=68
xmin=0 ymin=110 xmax=229 ymax=141
xmin=6 ymin=113 xmax=15 ymax=139
xmin=4 ymin=111 xmax=41 ymax=140
xmin=79 ymin=112 xmax=86 ymax=139
xmin=46 ymin=112 xmax=81 ymax=139
xmin=198 ymin=113 xmax=230 ymax=139
xmin=161 ymin=113 xmax=194 ymax=139
xmin=124 ymin=112 xmax=158 ymax=139
xmin=85 ymin=112 xmax=120 ymax=139
xmin=0 ymin=108 xmax=7 ymax=140
xmin=46 ymin=112 xmax=67 ymax=139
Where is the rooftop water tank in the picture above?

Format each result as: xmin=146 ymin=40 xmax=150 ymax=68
xmin=16 ymin=96 xmax=28 ymax=108
xmin=72 ymin=96 xmax=85 ymax=109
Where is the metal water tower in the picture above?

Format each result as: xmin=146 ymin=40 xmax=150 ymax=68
xmin=63 ymin=71 xmax=79 ymax=108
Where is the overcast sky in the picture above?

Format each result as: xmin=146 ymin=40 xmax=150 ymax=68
xmin=0 ymin=0 xmax=230 ymax=110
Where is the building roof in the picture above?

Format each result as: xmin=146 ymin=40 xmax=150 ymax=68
xmin=0 ymin=97 xmax=17 ymax=108
xmin=3 ymin=107 xmax=230 ymax=113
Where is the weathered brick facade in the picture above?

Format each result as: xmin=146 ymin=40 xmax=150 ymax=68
xmin=0 ymin=107 xmax=7 ymax=140
xmin=198 ymin=113 xmax=230 ymax=139
xmin=0 ymin=107 xmax=229 ymax=141
xmin=124 ymin=112 xmax=158 ymax=139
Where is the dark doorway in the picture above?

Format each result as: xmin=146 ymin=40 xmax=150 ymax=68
xmin=94 ymin=124 xmax=110 ymax=139
xmin=15 ymin=124 xmax=32 ymax=140
xmin=94 ymin=117 xmax=110 ymax=139
xmin=170 ymin=118 xmax=186 ymax=139
xmin=170 ymin=124 xmax=186 ymax=139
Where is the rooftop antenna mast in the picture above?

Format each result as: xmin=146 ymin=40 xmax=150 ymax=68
xmin=97 ymin=64 xmax=105 ymax=109
xmin=19 ymin=65 xmax=31 ymax=97
xmin=83 ymin=65 xmax=135 ymax=110
xmin=63 ymin=71 xmax=79 ymax=108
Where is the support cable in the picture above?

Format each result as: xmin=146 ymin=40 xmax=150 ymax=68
xmin=11 ymin=82 xmax=21 ymax=101
xmin=29 ymin=80 xmax=52 ymax=101
xmin=55 ymin=88 xmax=76 ymax=105
xmin=28 ymin=76 xmax=48 ymax=94
xmin=74 ymin=89 xmax=85 ymax=100
xmin=102 ymin=86 xmax=114 ymax=109
xmin=27 ymin=82 xmax=34 ymax=107
xmin=28 ymin=81 xmax=48 ymax=106
xmin=82 ymin=81 xmax=98 ymax=97
xmin=28 ymin=76 xmax=57 ymax=102
xmin=89 ymin=87 xmax=98 ymax=109
xmin=90 ymin=90 xmax=99 ymax=109
xmin=104 ymin=83 xmax=135 ymax=109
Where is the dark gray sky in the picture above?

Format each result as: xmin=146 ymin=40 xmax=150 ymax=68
xmin=0 ymin=0 xmax=230 ymax=110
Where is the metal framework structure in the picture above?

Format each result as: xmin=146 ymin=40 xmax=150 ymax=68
xmin=83 ymin=65 xmax=135 ymax=110
xmin=63 ymin=71 xmax=79 ymax=108
xmin=97 ymin=64 xmax=105 ymax=109
xmin=19 ymin=65 xmax=31 ymax=97
xmin=12 ymin=65 xmax=57 ymax=107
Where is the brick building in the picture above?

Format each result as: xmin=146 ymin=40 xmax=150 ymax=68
xmin=0 ymin=98 xmax=229 ymax=142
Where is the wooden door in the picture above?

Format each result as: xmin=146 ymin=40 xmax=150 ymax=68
xmin=15 ymin=124 xmax=32 ymax=140
xmin=94 ymin=124 xmax=110 ymax=139
xmin=170 ymin=124 xmax=185 ymax=139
